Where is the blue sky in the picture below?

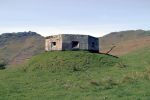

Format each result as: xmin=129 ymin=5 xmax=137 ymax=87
xmin=0 ymin=0 xmax=149 ymax=37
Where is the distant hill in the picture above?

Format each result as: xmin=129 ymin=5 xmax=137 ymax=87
xmin=100 ymin=30 xmax=150 ymax=55
xmin=0 ymin=31 xmax=44 ymax=65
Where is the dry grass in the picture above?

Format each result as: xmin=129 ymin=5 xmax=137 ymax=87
xmin=101 ymin=36 xmax=150 ymax=56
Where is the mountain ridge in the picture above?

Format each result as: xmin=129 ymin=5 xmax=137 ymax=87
xmin=0 ymin=31 xmax=45 ymax=66
xmin=100 ymin=30 xmax=150 ymax=55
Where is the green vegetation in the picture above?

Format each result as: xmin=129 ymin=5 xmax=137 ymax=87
xmin=0 ymin=60 xmax=7 ymax=69
xmin=0 ymin=49 xmax=150 ymax=100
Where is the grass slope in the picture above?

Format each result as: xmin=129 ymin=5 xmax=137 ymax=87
xmin=0 ymin=50 xmax=150 ymax=100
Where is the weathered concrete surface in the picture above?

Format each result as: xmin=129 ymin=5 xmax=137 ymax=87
xmin=45 ymin=34 xmax=99 ymax=52
xmin=88 ymin=36 xmax=99 ymax=51
xmin=45 ymin=35 xmax=62 ymax=51
xmin=61 ymin=34 xmax=89 ymax=50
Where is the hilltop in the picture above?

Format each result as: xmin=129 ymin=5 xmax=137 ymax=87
xmin=100 ymin=30 xmax=150 ymax=55
xmin=0 ymin=31 xmax=44 ymax=65
xmin=23 ymin=51 xmax=120 ymax=72
xmin=0 ymin=29 xmax=150 ymax=67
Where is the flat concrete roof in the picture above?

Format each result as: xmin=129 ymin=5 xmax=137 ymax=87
xmin=45 ymin=34 xmax=98 ymax=39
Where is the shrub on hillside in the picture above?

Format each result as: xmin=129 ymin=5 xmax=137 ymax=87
xmin=0 ymin=60 xmax=7 ymax=69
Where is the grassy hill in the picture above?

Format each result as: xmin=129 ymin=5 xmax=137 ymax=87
xmin=100 ymin=30 xmax=150 ymax=55
xmin=0 ymin=51 xmax=121 ymax=100
xmin=0 ymin=31 xmax=44 ymax=66
xmin=0 ymin=50 xmax=150 ymax=99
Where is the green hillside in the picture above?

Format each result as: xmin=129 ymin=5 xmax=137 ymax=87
xmin=122 ymin=46 xmax=150 ymax=71
xmin=0 ymin=51 xmax=121 ymax=100
xmin=0 ymin=49 xmax=150 ymax=99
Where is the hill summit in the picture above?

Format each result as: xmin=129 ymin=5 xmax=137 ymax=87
xmin=23 ymin=51 xmax=120 ymax=72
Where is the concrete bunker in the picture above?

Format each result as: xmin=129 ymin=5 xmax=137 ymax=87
xmin=45 ymin=34 xmax=99 ymax=52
